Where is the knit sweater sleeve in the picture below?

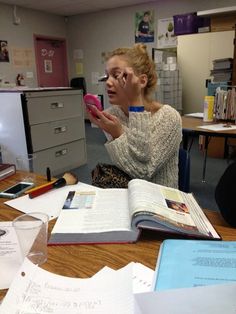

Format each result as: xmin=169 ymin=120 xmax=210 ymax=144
xmin=105 ymin=105 xmax=182 ymax=180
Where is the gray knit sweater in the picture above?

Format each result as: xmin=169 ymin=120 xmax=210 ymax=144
xmin=105 ymin=105 xmax=182 ymax=188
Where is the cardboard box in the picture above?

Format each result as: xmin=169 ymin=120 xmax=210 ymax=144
xmin=211 ymin=14 xmax=236 ymax=32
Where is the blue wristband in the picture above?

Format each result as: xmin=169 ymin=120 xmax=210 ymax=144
xmin=129 ymin=106 xmax=144 ymax=112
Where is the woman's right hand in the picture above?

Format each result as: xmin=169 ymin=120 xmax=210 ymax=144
xmin=86 ymin=107 xmax=124 ymax=139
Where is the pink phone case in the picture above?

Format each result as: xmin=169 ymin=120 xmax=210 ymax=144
xmin=83 ymin=94 xmax=103 ymax=111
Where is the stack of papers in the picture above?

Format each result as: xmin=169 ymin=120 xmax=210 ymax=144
xmin=1 ymin=257 xmax=236 ymax=313
xmin=0 ymin=258 xmax=154 ymax=313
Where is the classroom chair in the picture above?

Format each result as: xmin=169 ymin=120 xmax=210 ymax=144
xmin=178 ymin=148 xmax=191 ymax=193
xmin=70 ymin=77 xmax=87 ymax=96
xmin=215 ymin=160 xmax=236 ymax=227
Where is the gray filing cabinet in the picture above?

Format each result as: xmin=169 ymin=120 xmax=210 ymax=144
xmin=22 ymin=89 xmax=87 ymax=175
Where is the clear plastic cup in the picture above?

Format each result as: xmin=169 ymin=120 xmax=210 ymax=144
xmin=12 ymin=212 xmax=49 ymax=265
xmin=16 ymin=153 xmax=36 ymax=182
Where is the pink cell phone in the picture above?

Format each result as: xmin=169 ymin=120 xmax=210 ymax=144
xmin=83 ymin=94 xmax=103 ymax=112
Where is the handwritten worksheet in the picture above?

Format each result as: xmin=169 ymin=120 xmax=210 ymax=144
xmin=0 ymin=258 xmax=134 ymax=314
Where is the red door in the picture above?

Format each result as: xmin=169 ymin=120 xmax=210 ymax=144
xmin=34 ymin=35 xmax=69 ymax=87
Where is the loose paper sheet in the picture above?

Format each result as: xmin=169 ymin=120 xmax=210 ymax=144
xmin=135 ymin=284 xmax=236 ymax=314
xmin=0 ymin=222 xmax=22 ymax=289
xmin=197 ymin=123 xmax=236 ymax=131
xmin=5 ymin=182 xmax=99 ymax=221
xmin=1 ymin=258 xmax=134 ymax=314
xmin=94 ymin=262 xmax=154 ymax=294
xmin=184 ymin=112 xmax=204 ymax=118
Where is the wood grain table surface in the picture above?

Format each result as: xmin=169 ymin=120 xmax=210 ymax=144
xmin=1 ymin=171 xmax=236 ymax=301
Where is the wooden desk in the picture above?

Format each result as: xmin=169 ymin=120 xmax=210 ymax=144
xmin=182 ymin=116 xmax=236 ymax=181
xmin=182 ymin=116 xmax=236 ymax=137
xmin=1 ymin=172 xmax=236 ymax=301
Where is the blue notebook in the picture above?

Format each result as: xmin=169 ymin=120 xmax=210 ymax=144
xmin=153 ymin=239 xmax=236 ymax=291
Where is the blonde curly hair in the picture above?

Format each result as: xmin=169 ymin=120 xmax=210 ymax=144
xmin=107 ymin=44 xmax=157 ymax=96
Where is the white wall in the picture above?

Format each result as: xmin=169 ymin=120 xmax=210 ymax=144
xmin=66 ymin=0 xmax=236 ymax=100
xmin=0 ymin=0 xmax=235 ymax=98
xmin=178 ymin=31 xmax=234 ymax=113
xmin=0 ymin=3 xmax=66 ymax=87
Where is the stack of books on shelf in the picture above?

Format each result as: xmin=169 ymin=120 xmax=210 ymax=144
xmin=210 ymin=58 xmax=233 ymax=83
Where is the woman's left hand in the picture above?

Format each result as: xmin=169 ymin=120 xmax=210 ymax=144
xmin=86 ymin=107 xmax=123 ymax=139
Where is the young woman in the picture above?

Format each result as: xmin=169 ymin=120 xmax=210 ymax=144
xmin=87 ymin=44 xmax=182 ymax=188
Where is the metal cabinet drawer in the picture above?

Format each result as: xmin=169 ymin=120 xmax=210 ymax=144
xmin=31 ymin=117 xmax=85 ymax=151
xmin=33 ymin=139 xmax=87 ymax=176
xmin=25 ymin=90 xmax=83 ymax=125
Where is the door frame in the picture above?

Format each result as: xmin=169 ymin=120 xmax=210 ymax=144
xmin=34 ymin=34 xmax=69 ymax=87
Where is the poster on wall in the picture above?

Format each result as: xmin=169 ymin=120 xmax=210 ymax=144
xmin=73 ymin=49 xmax=83 ymax=60
xmin=0 ymin=40 xmax=9 ymax=62
xmin=101 ymin=51 xmax=109 ymax=64
xmin=135 ymin=10 xmax=154 ymax=43
xmin=44 ymin=60 xmax=52 ymax=73
xmin=75 ymin=62 xmax=83 ymax=75
xmin=12 ymin=48 xmax=34 ymax=67
xmin=157 ymin=18 xmax=177 ymax=48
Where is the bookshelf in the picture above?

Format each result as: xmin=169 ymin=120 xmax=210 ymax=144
xmin=197 ymin=8 xmax=236 ymax=86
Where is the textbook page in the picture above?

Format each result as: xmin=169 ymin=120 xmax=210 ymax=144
xmin=48 ymin=188 xmax=139 ymax=244
xmin=128 ymin=179 xmax=220 ymax=239
xmin=1 ymin=258 xmax=134 ymax=314
xmin=51 ymin=189 xmax=130 ymax=233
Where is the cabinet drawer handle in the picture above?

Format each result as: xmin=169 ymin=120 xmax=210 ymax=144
xmin=51 ymin=102 xmax=64 ymax=109
xmin=55 ymin=148 xmax=68 ymax=157
xmin=54 ymin=126 xmax=67 ymax=134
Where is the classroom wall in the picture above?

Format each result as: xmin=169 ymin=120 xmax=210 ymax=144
xmin=178 ymin=31 xmax=234 ymax=113
xmin=66 ymin=0 xmax=236 ymax=102
xmin=0 ymin=0 xmax=235 ymax=99
xmin=0 ymin=3 xmax=66 ymax=87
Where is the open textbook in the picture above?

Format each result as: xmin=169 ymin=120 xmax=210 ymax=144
xmin=48 ymin=179 xmax=220 ymax=245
